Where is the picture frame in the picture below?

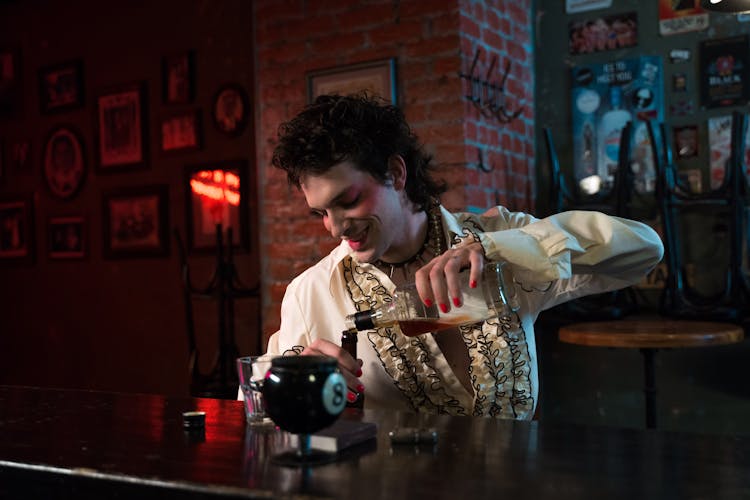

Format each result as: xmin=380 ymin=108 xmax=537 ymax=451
xmin=0 ymin=47 xmax=21 ymax=115
xmin=306 ymin=58 xmax=398 ymax=104
xmin=43 ymin=126 xmax=86 ymax=199
xmin=38 ymin=59 xmax=84 ymax=113
xmin=160 ymin=109 xmax=202 ymax=153
xmin=48 ymin=215 xmax=86 ymax=259
xmin=184 ymin=160 xmax=249 ymax=253
xmin=102 ymin=185 xmax=169 ymax=258
xmin=0 ymin=196 xmax=34 ymax=264
xmin=94 ymin=82 xmax=148 ymax=171
xmin=211 ymin=83 xmax=250 ymax=136
xmin=162 ymin=50 xmax=195 ymax=104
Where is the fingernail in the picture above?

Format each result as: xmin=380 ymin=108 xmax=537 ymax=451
xmin=439 ymin=303 xmax=448 ymax=313
xmin=356 ymin=368 xmax=363 ymax=377
xmin=452 ymin=297 xmax=461 ymax=307
xmin=356 ymin=384 xmax=365 ymax=393
xmin=347 ymin=391 xmax=357 ymax=403
xmin=470 ymin=280 xmax=477 ymax=288
xmin=424 ymin=298 xmax=433 ymax=307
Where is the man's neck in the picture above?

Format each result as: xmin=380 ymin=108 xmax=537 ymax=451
xmin=379 ymin=208 xmax=428 ymax=264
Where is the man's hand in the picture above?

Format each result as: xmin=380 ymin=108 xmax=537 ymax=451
xmin=413 ymin=241 xmax=486 ymax=313
xmin=302 ymin=338 xmax=364 ymax=403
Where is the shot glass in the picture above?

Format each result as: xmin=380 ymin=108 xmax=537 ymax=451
xmin=236 ymin=355 xmax=275 ymax=425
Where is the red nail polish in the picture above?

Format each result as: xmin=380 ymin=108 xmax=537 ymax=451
xmin=356 ymin=384 xmax=365 ymax=393
xmin=356 ymin=368 xmax=363 ymax=377
xmin=424 ymin=298 xmax=433 ymax=307
xmin=470 ymin=280 xmax=477 ymax=288
xmin=439 ymin=303 xmax=448 ymax=313
xmin=347 ymin=391 xmax=357 ymax=403
xmin=452 ymin=297 xmax=461 ymax=307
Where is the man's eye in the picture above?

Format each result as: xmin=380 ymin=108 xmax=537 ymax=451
xmin=310 ymin=210 xmax=325 ymax=218
xmin=340 ymin=196 xmax=360 ymax=209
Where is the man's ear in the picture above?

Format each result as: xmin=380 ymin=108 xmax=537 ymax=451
xmin=387 ymin=155 xmax=407 ymax=190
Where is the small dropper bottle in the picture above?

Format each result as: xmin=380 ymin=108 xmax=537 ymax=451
xmin=341 ymin=328 xmax=364 ymax=409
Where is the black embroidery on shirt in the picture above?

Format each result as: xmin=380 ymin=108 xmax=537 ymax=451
xmin=342 ymin=256 xmax=466 ymax=416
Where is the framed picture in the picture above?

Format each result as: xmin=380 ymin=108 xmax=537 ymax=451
xmin=0 ymin=197 xmax=34 ymax=263
xmin=162 ymin=51 xmax=195 ymax=104
xmin=0 ymin=47 xmax=21 ymax=115
xmin=48 ymin=216 xmax=85 ymax=259
xmin=160 ymin=110 xmax=202 ymax=152
xmin=94 ymin=82 xmax=148 ymax=171
xmin=184 ymin=160 xmax=249 ymax=252
xmin=699 ymin=35 xmax=750 ymax=109
xmin=38 ymin=60 xmax=84 ymax=113
xmin=211 ymin=83 xmax=249 ymax=136
xmin=43 ymin=126 xmax=86 ymax=199
xmin=102 ymin=185 xmax=169 ymax=258
xmin=306 ymin=58 xmax=398 ymax=104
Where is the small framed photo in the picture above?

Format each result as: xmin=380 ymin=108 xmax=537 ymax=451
xmin=184 ymin=160 xmax=249 ymax=253
xmin=672 ymin=72 xmax=687 ymax=92
xmin=94 ymin=82 xmax=148 ymax=171
xmin=211 ymin=83 xmax=249 ymax=136
xmin=0 ymin=197 xmax=34 ymax=263
xmin=38 ymin=60 xmax=84 ymax=113
xmin=162 ymin=51 xmax=195 ymax=104
xmin=43 ymin=126 xmax=86 ymax=199
xmin=102 ymin=185 xmax=169 ymax=258
xmin=306 ymin=58 xmax=398 ymax=104
xmin=0 ymin=47 xmax=21 ymax=115
xmin=673 ymin=125 xmax=699 ymax=159
xmin=48 ymin=216 xmax=86 ymax=259
xmin=160 ymin=110 xmax=202 ymax=152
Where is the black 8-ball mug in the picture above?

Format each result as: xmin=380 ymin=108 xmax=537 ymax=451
xmin=262 ymin=355 xmax=347 ymax=465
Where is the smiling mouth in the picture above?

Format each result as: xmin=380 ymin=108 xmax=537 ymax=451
xmin=346 ymin=228 xmax=368 ymax=250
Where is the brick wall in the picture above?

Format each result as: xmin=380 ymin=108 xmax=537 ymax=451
xmin=254 ymin=0 xmax=534 ymax=342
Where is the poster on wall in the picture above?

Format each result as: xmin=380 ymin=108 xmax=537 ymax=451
xmin=565 ymin=0 xmax=612 ymax=14
xmin=658 ymin=0 xmax=708 ymax=36
xmin=707 ymin=115 xmax=750 ymax=190
xmin=568 ymin=12 xmax=638 ymax=55
xmin=699 ymin=35 xmax=750 ymax=109
xmin=570 ymin=56 xmax=664 ymax=194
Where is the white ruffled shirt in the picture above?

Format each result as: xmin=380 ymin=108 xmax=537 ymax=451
xmin=265 ymin=205 xmax=664 ymax=418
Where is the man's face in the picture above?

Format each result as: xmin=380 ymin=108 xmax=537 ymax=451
xmin=300 ymin=161 xmax=407 ymax=263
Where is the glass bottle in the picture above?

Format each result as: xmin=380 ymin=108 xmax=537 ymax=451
xmin=344 ymin=261 xmax=519 ymax=338
xmin=341 ymin=328 xmax=364 ymax=409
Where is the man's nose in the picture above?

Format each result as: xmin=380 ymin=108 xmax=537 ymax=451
xmin=326 ymin=211 xmax=350 ymax=239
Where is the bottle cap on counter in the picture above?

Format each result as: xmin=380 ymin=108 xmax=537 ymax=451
xmin=182 ymin=411 xmax=206 ymax=430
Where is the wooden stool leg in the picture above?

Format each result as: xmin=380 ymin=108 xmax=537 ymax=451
xmin=640 ymin=348 xmax=657 ymax=429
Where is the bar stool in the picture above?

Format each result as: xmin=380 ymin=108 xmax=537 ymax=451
xmin=558 ymin=319 xmax=744 ymax=429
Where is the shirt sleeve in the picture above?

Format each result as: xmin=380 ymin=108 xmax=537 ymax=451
xmin=477 ymin=207 xmax=664 ymax=288
xmin=265 ymin=279 xmax=311 ymax=356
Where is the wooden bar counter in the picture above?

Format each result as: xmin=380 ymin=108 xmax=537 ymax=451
xmin=1 ymin=385 xmax=748 ymax=499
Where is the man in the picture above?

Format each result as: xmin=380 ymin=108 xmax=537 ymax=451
xmin=266 ymin=94 xmax=663 ymax=420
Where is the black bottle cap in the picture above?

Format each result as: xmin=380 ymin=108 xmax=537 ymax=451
xmin=353 ymin=311 xmax=375 ymax=330
xmin=182 ymin=411 xmax=206 ymax=430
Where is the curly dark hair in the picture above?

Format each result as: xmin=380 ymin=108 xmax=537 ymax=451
xmin=271 ymin=93 xmax=445 ymax=210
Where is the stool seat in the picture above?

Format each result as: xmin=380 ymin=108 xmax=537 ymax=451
xmin=558 ymin=319 xmax=744 ymax=428
xmin=559 ymin=320 xmax=743 ymax=349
